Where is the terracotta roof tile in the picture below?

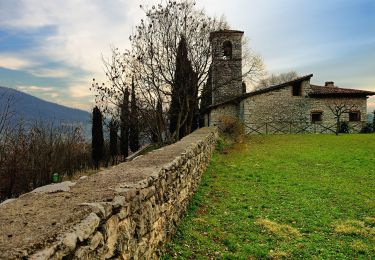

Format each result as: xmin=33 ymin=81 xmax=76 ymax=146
xmin=310 ymin=85 xmax=375 ymax=97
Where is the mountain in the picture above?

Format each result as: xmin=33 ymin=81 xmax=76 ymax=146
xmin=367 ymin=113 xmax=374 ymax=123
xmin=0 ymin=86 xmax=91 ymax=125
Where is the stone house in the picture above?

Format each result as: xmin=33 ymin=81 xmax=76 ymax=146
xmin=205 ymin=30 xmax=375 ymax=134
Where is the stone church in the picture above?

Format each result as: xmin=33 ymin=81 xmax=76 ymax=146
xmin=205 ymin=30 xmax=375 ymax=134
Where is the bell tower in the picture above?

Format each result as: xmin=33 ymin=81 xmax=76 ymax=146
xmin=210 ymin=30 xmax=244 ymax=105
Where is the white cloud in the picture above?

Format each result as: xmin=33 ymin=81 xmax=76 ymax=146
xmin=68 ymin=82 xmax=93 ymax=98
xmin=54 ymin=98 xmax=93 ymax=111
xmin=16 ymin=85 xmax=61 ymax=100
xmin=17 ymin=85 xmax=54 ymax=92
xmin=0 ymin=54 xmax=35 ymax=70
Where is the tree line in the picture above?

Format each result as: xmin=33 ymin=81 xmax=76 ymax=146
xmin=0 ymin=92 xmax=93 ymax=201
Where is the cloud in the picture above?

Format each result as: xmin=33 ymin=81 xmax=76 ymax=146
xmin=54 ymin=98 xmax=93 ymax=111
xmin=17 ymin=85 xmax=54 ymax=92
xmin=0 ymin=0 xmax=155 ymax=76
xmin=68 ymin=82 xmax=93 ymax=98
xmin=0 ymin=54 xmax=35 ymax=70
xmin=17 ymin=85 xmax=61 ymax=99
xmin=28 ymin=68 xmax=72 ymax=78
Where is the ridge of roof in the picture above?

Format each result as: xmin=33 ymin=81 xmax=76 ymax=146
xmin=309 ymin=85 xmax=375 ymax=96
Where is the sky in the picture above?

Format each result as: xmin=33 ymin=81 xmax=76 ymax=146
xmin=0 ymin=0 xmax=374 ymax=112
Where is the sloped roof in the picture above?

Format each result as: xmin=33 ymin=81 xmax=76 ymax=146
xmin=309 ymin=85 xmax=375 ymax=97
xmin=241 ymin=74 xmax=314 ymax=98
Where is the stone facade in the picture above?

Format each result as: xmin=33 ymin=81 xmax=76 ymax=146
xmin=243 ymin=80 xmax=312 ymax=125
xmin=241 ymin=79 xmax=368 ymax=133
xmin=210 ymin=30 xmax=243 ymax=105
xmin=209 ymin=103 xmax=239 ymax=126
xmin=0 ymin=127 xmax=218 ymax=259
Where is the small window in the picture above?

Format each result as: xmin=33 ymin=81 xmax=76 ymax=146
xmin=349 ymin=111 xmax=361 ymax=122
xmin=222 ymin=41 xmax=232 ymax=59
xmin=292 ymin=83 xmax=302 ymax=96
xmin=311 ymin=111 xmax=323 ymax=123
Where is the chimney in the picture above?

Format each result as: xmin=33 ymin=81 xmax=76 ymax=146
xmin=325 ymin=81 xmax=334 ymax=87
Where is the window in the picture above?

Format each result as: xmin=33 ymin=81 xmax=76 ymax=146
xmin=222 ymin=41 xmax=232 ymax=59
xmin=311 ymin=111 xmax=323 ymax=123
xmin=292 ymin=83 xmax=302 ymax=96
xmin=349 ymin=111 xmax=361 ymax=122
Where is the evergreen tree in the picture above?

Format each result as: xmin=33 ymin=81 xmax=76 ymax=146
xmin=373 ymin=110 xmax=375 ymax=132
xmin=109 ymin=119 xmax=118 ymax=165
xmin=199 ymin=69 xmax=212 ymax=126
xmin=92 ymin=106 xmax=104 ymax=169
xmin=120 ymin=88 xmax=129 ymax=157
xmin=151 ymin=99 xmax=163 ymax=144
xmin=169 ymin=35 xmax=197 ymax=140
xmin=129 ymin=77 xmax=140 ymax=152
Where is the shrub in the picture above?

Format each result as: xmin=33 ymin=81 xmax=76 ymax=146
xmin=360 ymin=123 xmax=373 ymax=133
xmin=339 ymin=121 xmax=349 ymax=133
xmin=216 ymin=137 xmax=225 ymax=152
xmin=217 ymin=115 xmax=245 ymax=142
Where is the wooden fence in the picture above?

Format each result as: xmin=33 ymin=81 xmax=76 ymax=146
xmin=244 ymin=121 xmax=365 ymax=135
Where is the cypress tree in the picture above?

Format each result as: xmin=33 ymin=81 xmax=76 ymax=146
xmin=169 ymin=35 xmax=197 ymax=140
xmin=151 ymin=99 xmax=163 ymax=144
xmin=199 ymin=68 xmax=212 ymax=127
xmin=109 ymin=119 xmax=118 ymax=165
xmin=129 ymin=77 xmax=140 ymax=152
xmin=120 ymin=88 xmax=129 ymax=157
xmin=92 ymin=106 xmax=104 ymax=169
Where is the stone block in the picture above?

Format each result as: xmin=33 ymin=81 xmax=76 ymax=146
xmin=74 ymin=213 xmax=100 ymax=242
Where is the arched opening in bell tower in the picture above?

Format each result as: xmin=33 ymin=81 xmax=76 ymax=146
xmin=222 ymin=41 xmax=232 ymax=59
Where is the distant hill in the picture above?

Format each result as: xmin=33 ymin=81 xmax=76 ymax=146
xmin=0 ymin=86 xmax=91 ymax=126
xmin=367 ymin=113 xmax=374 ymax=123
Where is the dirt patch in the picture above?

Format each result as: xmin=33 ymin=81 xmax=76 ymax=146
xmin=350 ymin=240 xmax=370 ymax=253
xmin=268 ymin=249 xmax=290 ymax=259
xmin=334 ymin=219 xmax=374 ymax=239
xmin=255 ymin=218 xmax=301 ymax=239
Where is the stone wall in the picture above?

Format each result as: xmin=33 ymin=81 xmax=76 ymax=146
xmin=209 ymin=103 xmax=239 ymax=126
xmin=242 ymin=80 xmax=368 ymax=133
xmin=0 ymin=127 xmax=218 ymax=259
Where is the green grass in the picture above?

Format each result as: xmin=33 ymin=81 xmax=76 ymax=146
xmin=162 ymin=134 xmax=375 ymax=259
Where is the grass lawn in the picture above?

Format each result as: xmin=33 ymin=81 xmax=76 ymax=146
xmin=162 ymin=134 xmax=375 ymax=259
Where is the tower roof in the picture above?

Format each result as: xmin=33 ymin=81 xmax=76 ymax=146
xmin=209 ymin=29 xmax=244 ymax=40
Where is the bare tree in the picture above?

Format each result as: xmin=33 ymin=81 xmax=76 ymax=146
xmin=91 ymin=0 xmax=264 ymax=143
xmin=0 ymin=90 xmax=14 ymax=138
xmin=91 ymin=48 xmax=131 ymax=119
xmin=327 ymin=100 xmax=358 ymax=135
xmin=241 ymin=37 xmax=265 ymax=88
xmin=255 ymin=71 xmax=298 ymax=90
xmin=0 ymin=121 xmax=91 ymax=201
